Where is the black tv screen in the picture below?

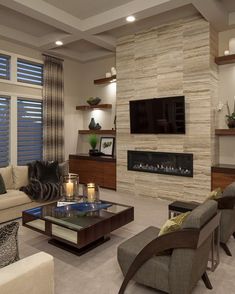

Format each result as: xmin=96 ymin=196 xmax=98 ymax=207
xmin=129 ymin=96 xmax=185 ymax=134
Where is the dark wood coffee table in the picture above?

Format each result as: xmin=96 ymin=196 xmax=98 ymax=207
xmin=22 ymin=200 xmax=134 ymax=255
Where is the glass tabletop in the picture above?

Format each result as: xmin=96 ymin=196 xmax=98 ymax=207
xmin=24 ymin=200 xmax=130 ymax=231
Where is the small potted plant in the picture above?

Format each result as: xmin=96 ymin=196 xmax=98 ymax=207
xmin=88 ymin=134 xmax=98 ymax=155
xmin=226 ymin=100 xmax=235 ymax=128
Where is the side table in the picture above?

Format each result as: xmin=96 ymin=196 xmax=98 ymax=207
xmin=168 ymin=200 xmax=220 ymax=272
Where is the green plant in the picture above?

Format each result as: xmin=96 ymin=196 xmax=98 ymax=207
xmin=226 ymin=101 xmax=235 ymax=121
xmin=88 ymin=134 xmax=98 ymax=149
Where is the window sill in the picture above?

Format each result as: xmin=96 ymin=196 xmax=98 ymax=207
xmin=0 ymin=78 xmax=43 ymax=90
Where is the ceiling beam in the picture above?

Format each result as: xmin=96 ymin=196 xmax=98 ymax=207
xmin=192 ymin=0 xmax=228 ymax=31
xmin=0 ymin=0 xmax=115 ymax=51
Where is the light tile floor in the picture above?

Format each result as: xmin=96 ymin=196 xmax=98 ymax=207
xmin=18 ymin=189 xmax=235 ymax=294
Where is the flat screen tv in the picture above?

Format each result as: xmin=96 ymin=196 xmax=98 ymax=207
xmin=129 ymin=96 xmax=185 ymax=134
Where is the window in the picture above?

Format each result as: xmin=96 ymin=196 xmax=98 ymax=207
xmin=17 ymin=99 xmax=43 ymax=165
xmin=0 ymin=96 xmax=10 ymax=167
xmin=0 ymin=54 xmax=10 ymax=80
xmin=17 ymin=58 xmax=43 ymax=86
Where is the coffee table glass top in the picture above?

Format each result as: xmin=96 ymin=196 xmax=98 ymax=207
xmin=24 ymin=200 xmax=130 ymax=231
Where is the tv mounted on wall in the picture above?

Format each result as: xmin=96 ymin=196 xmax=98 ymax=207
xmin=129 ymin=96 xmax=185 ymax=134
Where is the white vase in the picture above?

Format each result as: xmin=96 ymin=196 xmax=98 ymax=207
xmin=111 ymin=67 xmax=116 ymax=76
xmin=229 ymin=38 xmax=235 ymax=54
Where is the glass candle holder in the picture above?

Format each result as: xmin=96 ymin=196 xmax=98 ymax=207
xmin=63 ymin=174 xmax=79 ymax=201
xmin=83 ymin=183 xmax=100 ymax=203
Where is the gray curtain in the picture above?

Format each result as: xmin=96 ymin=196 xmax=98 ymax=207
xmin=43 ymin=55 xmax=64 ymax=162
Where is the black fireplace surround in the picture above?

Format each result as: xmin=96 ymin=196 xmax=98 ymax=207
xmin=128 ymin=150 xmax=193 ymax=177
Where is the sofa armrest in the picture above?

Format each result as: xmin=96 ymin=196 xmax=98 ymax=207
xmin=0 ymin=252 xmax=54 ymax=294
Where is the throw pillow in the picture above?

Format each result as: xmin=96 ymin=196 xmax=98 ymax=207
xmin=0 ymin=222 xmax=19 ymax=268
xmin=59 ymin=161 xmax=69 ymax=178
xmin=158 ymin=212 xmax=190 ymax=236
xmin=35 ymin=161 xmax=60 ymax=184
xmin=0 ymin=174 xmax=6 ymax=194
xmin=206 ymin=187 xmax=222 ymax=200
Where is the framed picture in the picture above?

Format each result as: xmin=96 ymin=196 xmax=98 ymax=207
xmin=100 ymin=137 xmax=115 ymax=156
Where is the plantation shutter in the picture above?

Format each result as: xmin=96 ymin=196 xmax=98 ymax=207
xmin=17 ymin=58 xmax=43 ymax=85
xmin=0 ymin=96 xmax=10 ymax=167
xmin=17 ymin=98 xmax=43 ymax=165
xmin=0 ymin=54 xmax=10 ymax=80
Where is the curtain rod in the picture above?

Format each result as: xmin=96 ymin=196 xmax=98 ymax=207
xmin=42 ymin=53 xmax=64 ymax=61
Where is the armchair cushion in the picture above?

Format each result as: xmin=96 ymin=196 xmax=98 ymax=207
xmin=222 ymin=182 xmax=235 ymax=197
xmin=182 ymin=200 xmax=217 ymax=229
xmin=118 ymin=226 xmax=170 ymax=293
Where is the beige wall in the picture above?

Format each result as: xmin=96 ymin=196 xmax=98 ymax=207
xmin=217 ymin=29 xmax=235 ymax=164
xmin=77 ymin=56 xmax=116 ymax=153
xmin=116 ymin=15 xmax=218 ymax=202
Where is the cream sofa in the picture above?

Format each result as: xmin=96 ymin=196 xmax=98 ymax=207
xmin=0 ymin=252 xmax=54 ymax=294
xmin=0 ymin=165 xmax=55 ymax=223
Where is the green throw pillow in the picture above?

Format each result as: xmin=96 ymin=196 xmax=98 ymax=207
xmin=206 ymin=187 xmax=222 ymax=201
xmin=158 ymin=212 xmax=190 ymax=236
xmin=0 ymin=174 xmax=6 ymax=195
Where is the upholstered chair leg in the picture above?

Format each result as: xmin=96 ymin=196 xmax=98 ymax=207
xmin=220 ymin=243 xmax=232 ymax=256
xmin=201 ymin=272 xmax=213 ymax=290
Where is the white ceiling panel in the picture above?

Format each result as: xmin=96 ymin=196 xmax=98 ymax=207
xmin=43 ymin=0 xmax=133 ymax=19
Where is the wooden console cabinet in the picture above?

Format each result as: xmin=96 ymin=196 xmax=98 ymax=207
xmin=211 ymin=164 xmax=235 ymax=191
xmin=69 ymin=154 xmax=116 ymax=190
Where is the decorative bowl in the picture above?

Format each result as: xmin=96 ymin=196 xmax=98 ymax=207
xmin=87 ymin=97 xmax=101 ymax=106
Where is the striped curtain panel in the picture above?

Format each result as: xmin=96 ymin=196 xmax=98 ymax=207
xmin=43 ymin=55 xmax=64 ymax=162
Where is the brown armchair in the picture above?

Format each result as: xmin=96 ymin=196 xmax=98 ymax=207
xmin=117 ymin=200 xmax=219 ymax=294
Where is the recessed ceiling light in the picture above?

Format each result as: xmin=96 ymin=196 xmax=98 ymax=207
xmin=126 ymin=15 xmax=135 ymax=23
xmin=55 ymin=40 xmax=63 ymax=46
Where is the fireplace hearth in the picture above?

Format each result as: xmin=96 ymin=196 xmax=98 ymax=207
xmin=128 ymin=150 xmax=193 ymax=177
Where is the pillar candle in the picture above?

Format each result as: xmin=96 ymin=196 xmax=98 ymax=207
xmin=66 ymin=180 xmax=74 ymax=197
xmin=87 ymin=183 xmax=95 ymax=202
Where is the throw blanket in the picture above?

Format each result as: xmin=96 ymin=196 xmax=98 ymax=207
xmin=20 ymin=179 xmax=61 ymax=202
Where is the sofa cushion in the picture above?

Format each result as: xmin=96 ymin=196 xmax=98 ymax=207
xmin=0 ymin=222 xmax=19 ymax=268
xmin=0 ymin=174 xmax=6 ymax=195
xmin=12 ymin=166 xmax=29 ymax=189
xmin=35 ymin=161 xmax=60 ymax=184
xmin=0 ymin=190 xmax=31 ymax=211
xmin=0 ymin=166 xmax=14 ymax=190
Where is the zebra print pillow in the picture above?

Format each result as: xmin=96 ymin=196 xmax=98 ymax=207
xmin=0 ymin=222 xmax=19 ymax=268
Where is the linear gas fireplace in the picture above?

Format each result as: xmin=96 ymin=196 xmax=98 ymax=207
xmin=128 ymin=150 xmax=193 ymax=177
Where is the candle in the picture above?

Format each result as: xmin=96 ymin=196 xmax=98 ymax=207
xmin=87 ymin=183 xmax=95 ymax=202
xmin=66 ymin=180 xmax=74 ymax=197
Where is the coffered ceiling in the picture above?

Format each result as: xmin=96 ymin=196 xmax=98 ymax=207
xmin=0 ymin=0 xmax=234 ymax=62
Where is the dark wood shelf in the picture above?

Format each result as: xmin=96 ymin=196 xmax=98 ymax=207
xmin=76 ymin=104 xmax=112 ymax=110
xmin=70 ymin=154 xmax=116 ymax=162
xmin=215 ymin=129 xmax=235 ymax=136
xmin=94 ymin=75 xmax=116 ymax=85
xmin=215 ymin=54 xmax=235 ymax=65
xmin=78 ymin=130 xmax=116 ymax=135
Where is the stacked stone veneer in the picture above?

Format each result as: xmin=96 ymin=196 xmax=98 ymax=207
xmin=116 ymin=15 xmax=218 ymax=202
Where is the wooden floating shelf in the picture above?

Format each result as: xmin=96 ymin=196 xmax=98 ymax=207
xmin=78 ymin=130 xmax=116 ymax=135
xmin=215 ymin=54 xmax=235 ymax=65
xmin=76 ymin=104 xmax=112 ymax=110
xmin=94 ymin=75 xmax=116 ymax=85
xmin=215 ymin=129 xmax=235 ymax=136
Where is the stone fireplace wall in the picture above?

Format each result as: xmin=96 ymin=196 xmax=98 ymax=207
xmin=116 ymin=15 xmax=218 ymax=202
